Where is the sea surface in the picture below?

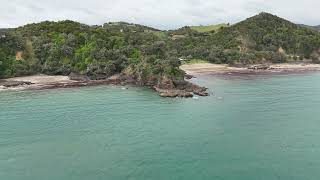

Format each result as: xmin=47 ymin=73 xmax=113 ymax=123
xmin=1 ymin=72 xmax=320 ymax=180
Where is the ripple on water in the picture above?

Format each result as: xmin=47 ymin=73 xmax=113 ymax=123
xmin=1 ymin=74 xmax=320 ymax=180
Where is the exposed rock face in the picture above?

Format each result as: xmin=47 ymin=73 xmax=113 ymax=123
xmin=153 ymin=77 xmax=209 ymax=98
xmin=116 ymin=74 xmax=208 ymax=98
xmin=174 ymin=80 xmax=209 ymax=96
xmin=107 ymin=74 xmax=137 ymax=85
xmin=3 ymin=73 xmax=208 ymax=98
xmin=156 ymin=76 xmax=175 ymax=89
xmin=155 ymin=87 xmax=193 ymax=98
xmin=185 ymin=74 xmax=194 ymax=80
xmin=193 ymin=88 xmax=210 ymax=96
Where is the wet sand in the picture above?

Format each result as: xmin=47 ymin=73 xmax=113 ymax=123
xmin=0 ymin=74 xmax=121 ymax=92
xmin=180 ymin=63 xmax=320 ymax=76
xmin=6 ymin=75 xmax=74 ymax=84
xmin=0 ymin=75 xmax=76 ymax=91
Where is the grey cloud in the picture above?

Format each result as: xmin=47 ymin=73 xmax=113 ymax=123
xmin=0 ymin=0 xmax=319 ymax=29
xmin=27 ymin=4 xmax=45 ymax=12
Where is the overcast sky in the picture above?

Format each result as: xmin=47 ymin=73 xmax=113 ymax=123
xmin=0 ymin=0 xmax=319 ymax=29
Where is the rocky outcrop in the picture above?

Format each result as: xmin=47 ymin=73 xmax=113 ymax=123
xmin=112 ymin=74 xmax=208 ymax=98
xmin=2 ymin=73 xmax=208 ymax=98
xmin=173 ymin=80 xmax=209 ymax=96
xmin=155 ymin=87 xmax=193 ymax=98
xmin=0 ymin=81 xmax=33 ymax=87
xmin=185 ymin=74 xmax=194 ymax=80
xmin=248 ymin=64 xmax=274 ymax=70
xmin=153 ymin=76 xmax=209 ymax=98
xmin=156 ymin=76 xmax=176 ymax=89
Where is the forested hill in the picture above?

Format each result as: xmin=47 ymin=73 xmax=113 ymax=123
xmin=0 ymin=21 xmax=182 ymax=80
xmin=172 ymin=12 xmax=320 ymax=64
xmin=1 ymin=12 xmax=320 ymax=80
xmin=299 ymin=24 xmax=320 ymax=32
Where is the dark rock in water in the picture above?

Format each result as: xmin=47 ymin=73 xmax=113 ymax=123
xmin=173 ymin=80 xmax=209 ymax=96
xmin=71 ymin=72 xmax=209 ymax=98
xmin=69 ymin=73 xmax=90 ymax=81
xmin=153 ymin=77 xmax=209 ymax=98
xmin=191 ymin=86 xmax=209 ymax=96
xmin=155 ymin=87 xmax=193 ymax=98
xmin=1 ymin=81 xmax=33 ymax=87
xmin=194 ymin=90 xmax=209 ymax=96
xmin=185 ymin=74 xmax=194 ymax=79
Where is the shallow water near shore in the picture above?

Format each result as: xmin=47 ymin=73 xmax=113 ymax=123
xmin=1 ymin=72 xmax=320 ymax=180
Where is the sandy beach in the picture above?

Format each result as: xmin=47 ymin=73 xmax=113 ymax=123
xmin=0 ymin=74 xmax=125 ymax=92
xmin=180 ymin=63 xmax=246 ymax=75
xmin=180 ymin=63 xmax=320 ymax=76
xmin=6 ymin=75 xmax=74 ymax=84
xmin=0 ymin=74 xmax=138 ymax=92
xmin=1 ymin=63 xmax=320 ymax=92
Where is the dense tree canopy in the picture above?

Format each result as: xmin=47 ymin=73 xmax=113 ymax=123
xmin=169 ymin=13 xmax=320 ymax=65
xmin=0 ymin=21 xmax=183 ymax=80
xmin=1 ymin=12 xmax=320 ymax=79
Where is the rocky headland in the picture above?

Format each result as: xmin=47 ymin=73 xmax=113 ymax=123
xmin=0 ymin=73 xmax=209 ymax=98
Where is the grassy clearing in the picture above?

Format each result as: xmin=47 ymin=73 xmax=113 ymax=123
xmin=190 ymin=24 xmax=230 ymax=33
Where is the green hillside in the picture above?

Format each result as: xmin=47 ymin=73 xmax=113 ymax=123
xmin=171 ymin=12 xmax=320 ymax=64
xmin=299 ymin=24 xmax=320 ymax=31
xmin=1 ymin=12 xmax=320 ymax=80
xmin=0 ymin=20 xmax=182 ymax=80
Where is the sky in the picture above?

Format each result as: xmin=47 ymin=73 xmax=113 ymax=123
xmin=0 ymin=0 xmax=319 ymax=30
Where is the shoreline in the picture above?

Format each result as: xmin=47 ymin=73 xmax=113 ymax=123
xmin=2 ymin=62 xmax=319 ymax=95
xmin=0 ymin=74 xmax=130 ymax=92
xmin=0 ymin=74 xmax=209 ymax=98
xmin=180 ymin=63 xmax=320 ymax=76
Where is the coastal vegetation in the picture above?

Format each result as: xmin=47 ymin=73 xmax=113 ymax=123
xmin=0 ymin=21 xmax=184 ymax=83
xmin=171 ymin=13 xmax=320 ymax=65
xmin=299 ymin=24 xmax=320 ymax=32
xmin=1 ymin=12 xmax=320 ymax=82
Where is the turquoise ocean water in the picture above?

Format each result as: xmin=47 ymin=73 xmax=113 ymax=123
xmin=1 ymin=72 xmax=320 ymax=180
